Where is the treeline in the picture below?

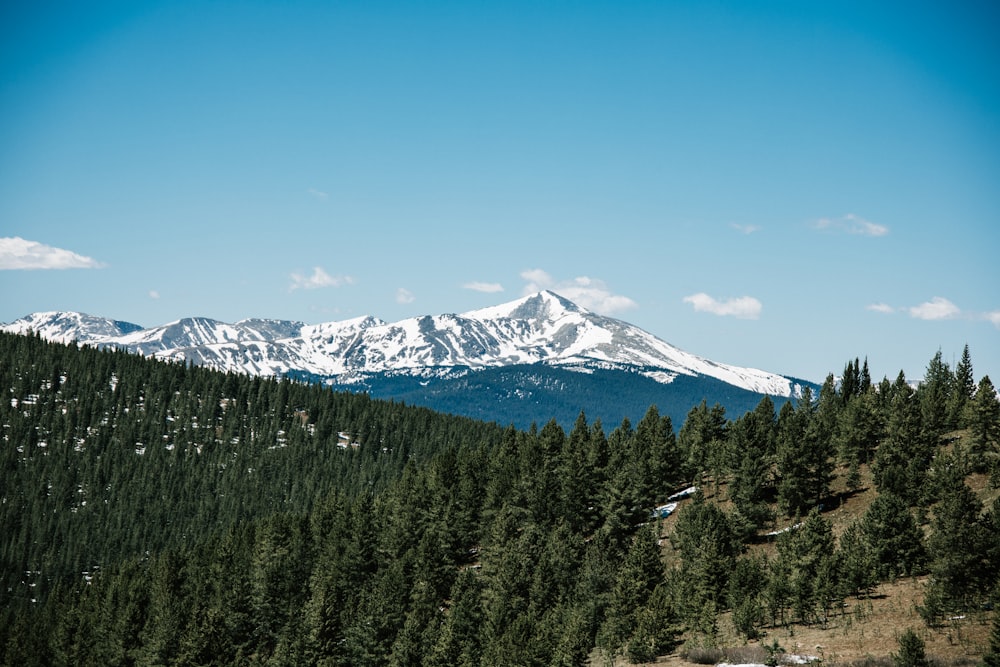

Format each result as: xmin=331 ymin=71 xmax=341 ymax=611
xmin=1 ymin=333 xmax=999 ymax=665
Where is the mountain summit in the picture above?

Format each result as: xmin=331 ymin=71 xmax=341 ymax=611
xmin=2 ymin=292 xmax=809 ymax=426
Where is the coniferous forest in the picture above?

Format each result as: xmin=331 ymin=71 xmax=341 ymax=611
xmin=2 ymin=331 xmax=999 ymax=665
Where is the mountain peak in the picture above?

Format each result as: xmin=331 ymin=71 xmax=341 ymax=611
xmin=2 ymin=296 xmax=800 ymax=398
xmin=2 ymin=311 xmax=143 ymax=344
xmin=463 ymin=290 xmax=585 ymax=323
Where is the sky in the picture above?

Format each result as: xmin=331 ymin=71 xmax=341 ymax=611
xmin=2 ymin=0 xmax=998 ymax=385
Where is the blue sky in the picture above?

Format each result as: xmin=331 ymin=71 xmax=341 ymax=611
xmin=2 ymin=1 xmax=998 ymax=385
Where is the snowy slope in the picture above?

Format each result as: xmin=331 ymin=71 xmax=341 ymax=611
xmin=2 ymin=291 xmax=798 ymax=397
xmin=0 ymin=311 xmax=143 ymax=344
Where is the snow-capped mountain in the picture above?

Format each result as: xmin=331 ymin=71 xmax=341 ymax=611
xmin=1 ymin=311 xmax=143 ymax=344
xmin=3 ymin=292 xmax=814 ymax=428
xmin=2 ymin=291 xmax=798 ymax=397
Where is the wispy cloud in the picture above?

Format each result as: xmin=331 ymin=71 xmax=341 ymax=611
xmin=289 ymin=267 xmax=354 ymax=291
xmin=868 ymin=296 xmax=1000 ymax=328
xmin=813 ymin=214 xmax=888 ymax=237
xmin=731 ymin=223 xmax=760 ymax=235
xmin=0 ymin=236 xmax=106 ymax=270
xmin=148 ymin=290 xmax=161 ymax=300
xmin=683 ymin=292 xmax=762 ymax=319
xmin=463 ymin=281 xmax=504 ymax=293
xmin=396 ymin=288 xmax=415 ymax=304
xmin=307 ymin=188 xmax=329 ymax=201
xmin=520 ymin=269 xmax=637 ymax=315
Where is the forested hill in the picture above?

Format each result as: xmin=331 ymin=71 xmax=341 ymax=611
xmin=2 ymin=332 xmax=1000 ymax=665
xmin=0 ymin=332 xmax=507 ymax=608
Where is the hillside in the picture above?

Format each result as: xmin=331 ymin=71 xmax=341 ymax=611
xmin=1 ymin=333 xmax=998 ymax=666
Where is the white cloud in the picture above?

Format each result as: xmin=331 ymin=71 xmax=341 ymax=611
xmin=289 ymin=267 xmax=354 ymax=291
xmin=869 ymin=296 xmax=1000 ymax=326
xmin=520 ymin=270 xmax=638 ymax=315
xmin=0 ymin=236 xmax=106 ymax=270
xmin=683 ymin=292 xmax=762 ymax=319
xmin=520 ymin=268 xmax=554 ymax=291
xmin=148 ymin=290 xmax=161 ymax=300
xmin=463 ymin=281 xmax=504 ymax=293
xmin=813 ymin=214 xmax=888 ymax=237
xmin=909 ymin=296 xmax=960 ymax=321
xmin=307 ymin=188 xmax=329 ymax=200
xmin=731 ymin=223 xmax=760 ymax=234
xmin=396 ymin=288 xmax=415 ymax=304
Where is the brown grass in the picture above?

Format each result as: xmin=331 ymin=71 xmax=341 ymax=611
xmin=627 ymin=438 xmax=998 ymax=667
xmin=597 ymin=576 xmax=991 ymax=665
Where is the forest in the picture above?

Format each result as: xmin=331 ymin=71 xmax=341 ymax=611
xmin=1 ymin=331 xmax=999 ymax=666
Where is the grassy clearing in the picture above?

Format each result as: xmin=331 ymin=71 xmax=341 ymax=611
xmin=622 ymin=439 xmax=998 ymax=667
xmin=599 ymin=574 xmax=990 ymax=666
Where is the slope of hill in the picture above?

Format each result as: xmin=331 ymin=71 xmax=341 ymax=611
xmin=1 ymin=331 xmax=997 ymax=666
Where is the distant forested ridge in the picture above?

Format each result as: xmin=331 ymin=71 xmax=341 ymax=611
xmin=1 ymin=333 xmax=998 ymax=665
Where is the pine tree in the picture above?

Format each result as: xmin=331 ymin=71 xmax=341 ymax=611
xmin=983 ymin=607 xmax=1000 ymax=667
xmin=728 ymin=554 xmax=767 ymax=639
xmin=926 ymin=480 xmax=992 ymax=611
xmin=893 ymin=628 xmax=930 ymax=667
xmin=778 ymin=509 xmax=838 ymax=624
xmin=968 ymin=376 xmax=1000 ymax=473
xmin=728 ymin=397 xmax=776 ymax=538
xmin=860 ymin=493 xmax=926 ymax=580
xmin=776 ymin=388 xmax=832 ymax=516
xmin=838 ymin=521 xmax=877 ymax=597
xmin=677 ymin=400 xmax=726 ymax=483
xmin=671 ymin=491 xmax=740 ymax=617
xmin=873 ymin=380 xmax=932 ymax=505
xmin=600 ymin=523 xmax=665 ymax=655
xmin=841 ymin=358 xmax=861 ymax=405
xmin=919 ymin=350 xmax=953 ymax=441
xmin=949 ymin=344 xmax=975 ymax=428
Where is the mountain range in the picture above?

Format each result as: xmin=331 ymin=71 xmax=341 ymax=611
xmin=2 ymin=291 xmax=813 ymax=428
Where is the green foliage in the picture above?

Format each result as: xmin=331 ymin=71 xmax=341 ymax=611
xmin=873 ymin=376 xmax=934 ymax=505
xmin=776 ymin=387 xmax=833 ymax=516
xmin=859 ymin=493 xmax=926 ymax=580
xmin=3 ymin=333 xmax=1000 ymax=665
xmin=983 ymin=607 xmax=1000 ymax=667
xmin=924 ymin=478 xmax=996 ymax=616
xmin=893 ymin=628 xmax=930 ymax=667
xmin=969 ymin=376 xmax=1000 ymax=473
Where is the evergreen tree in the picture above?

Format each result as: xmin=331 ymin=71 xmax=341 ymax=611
xmin=728 ymin=554 xmax=767 ymax=639
xmin=671 ymin=491 xmax=740 ymax=623
xmin=632 ymin=405 xmax=681 ymax=502
xmin=968 ymin=376 xmax=1000 ymax=474
xmin=838 ymin=521 xmax=877 ymax=597
xmin=777 ymin=508 xmax=839 ymax=624
xmin=983 ymin=607 xmax=1000 ymax=667
xmin=873 ymin=378 xmax=933 ymax=505
xmin=919 ymin=350 xmax=953 ymax=439
xmin=600 ymin=523 xmax=665 ymax=656
xmin=926 ymin=480 xmax=992 ymax=612
xmin=893 ymin=628 xmax=930 ymax=667
xmin=677 ymin=400 xmax=727 ymax=484
xmin=728 ymin=396 xmax=776 ymax=538
xmin=859 ymin=493 xmax=926 ymax=580
xmin=949 ymin=344 xmax=975 ymax=428
xmin=776 ymin=388 xmax=832 ymax=516
xmin=427 ymin=570 xmax=483 ymax=667
xmin=841 ymin=358 xmax=861 ymax=405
